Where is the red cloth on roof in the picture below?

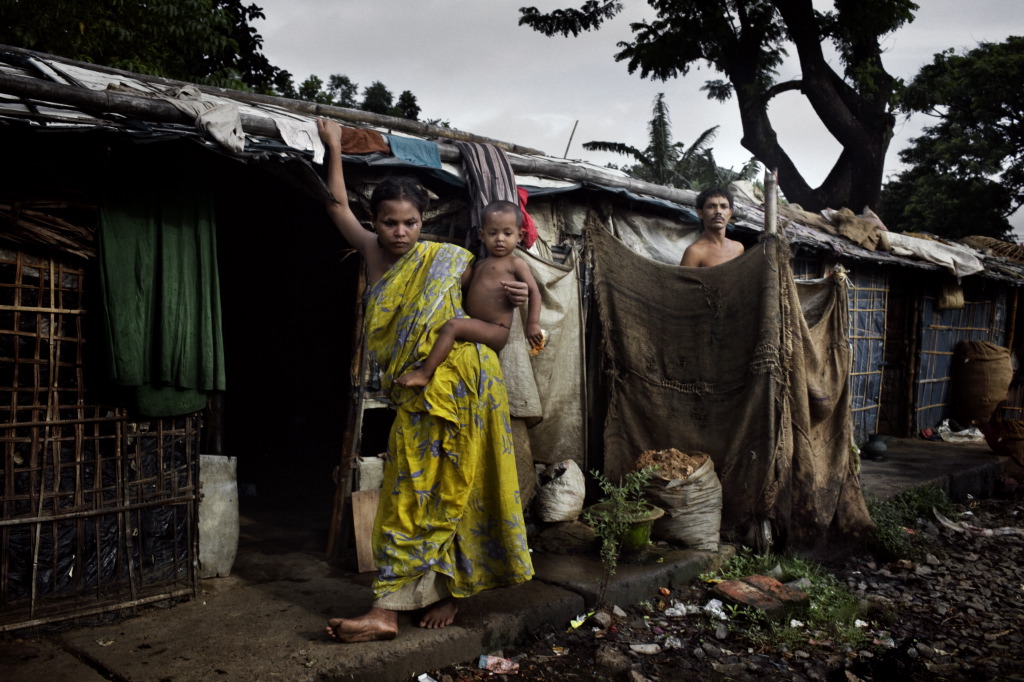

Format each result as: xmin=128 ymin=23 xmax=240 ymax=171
xmin=341 ymin=126 xmax=389 ymax=154
xmin=517 ymin=187 xmax=538 ymax=249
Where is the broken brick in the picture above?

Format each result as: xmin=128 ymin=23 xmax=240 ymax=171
xmin=712 ymin=574 xmax=809 ymax=616
xmin=741 ymin=574 xmax=810 ymax=608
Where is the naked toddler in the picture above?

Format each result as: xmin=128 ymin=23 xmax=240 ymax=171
xmin=395 ymin=200 xmax=543 ymax=388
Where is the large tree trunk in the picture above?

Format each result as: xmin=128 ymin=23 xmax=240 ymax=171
xmin=735 ymin=92 xmax=890 ymax=212
xmin=747 ymin=0 xmax=896 ymax=211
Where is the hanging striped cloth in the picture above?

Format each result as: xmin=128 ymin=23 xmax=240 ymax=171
xmin=454 ymin=141 xmax=519 ymax=256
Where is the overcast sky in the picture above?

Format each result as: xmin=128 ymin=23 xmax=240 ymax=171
xmin=253 ymin=1 xmax=1023 ymax=230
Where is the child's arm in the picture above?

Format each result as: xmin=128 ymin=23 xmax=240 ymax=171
xmin=316 ymin=118 xmax=377 ymax=258
xmin=513 ymin=258 xmax=545 ymax=347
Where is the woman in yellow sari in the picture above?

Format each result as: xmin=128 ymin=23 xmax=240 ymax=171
xmin=317 ymin=120 xmax=533 ymax=642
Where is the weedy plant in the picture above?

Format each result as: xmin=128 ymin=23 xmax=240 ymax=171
xmin=699 ymin=549 xmax=868 ymax=650
xmin=583 ymin=466 xmax=657 ymax=605
xmin=865 ymin=484 xmax=954 ymax=561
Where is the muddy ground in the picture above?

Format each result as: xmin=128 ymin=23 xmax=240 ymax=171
xmin=427 ymin=494 xmax=1024 ymax=682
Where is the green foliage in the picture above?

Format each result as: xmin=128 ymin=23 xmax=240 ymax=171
xmin=701 ymin=549 xmax=868 ymax=650
xmin=583 ymin=93 xmax=759 ymax=189
xmin=582 ymin=466 xmax=656 ymax=604
xmin=881 ymin=37 xmax=1024 ymax=240
xmin=298 ymin=75 xmax=331 ymax=105
xmin=0 ymin=1 xmax=423 ymax=120
xmin=361 ymin=81 xmax=394 ymax=116
xmin=0 ymin=0 xmax=277 ymax=90
xmin=393 ymin=91 xmax=421 ymax=121
xmin=519 ymin=1 xmax=920 ymax=212
xmin=289 ymin=74 xmax=417 ymax=119
xmin=327 ymin=74 xmax=360 ymax=108
xmin=519 ymin=1 xmax=622 ymax=37
xmin=865 ymin=485 xmax=954 ymax=560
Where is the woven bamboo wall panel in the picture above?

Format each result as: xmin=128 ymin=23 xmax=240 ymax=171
xmin=0 ymin=248 xmax=200 ymax=630
xmin=913 ymin=284 xmax=1008 ymax=432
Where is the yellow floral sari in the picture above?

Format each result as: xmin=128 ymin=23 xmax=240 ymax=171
xmin=365 ymin=241 xmax=533 ymax=601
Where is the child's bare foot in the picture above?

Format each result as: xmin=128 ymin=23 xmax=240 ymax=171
xmin=419 ymin=598 xmax=458 ymax=629
xmin=394 ymin=368 xmax=430 ymax=388
xmin=325 ymin=607 xmax=398 ymax=642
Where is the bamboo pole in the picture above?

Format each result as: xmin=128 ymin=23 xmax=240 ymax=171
xmin=1007 ymin=288 xmax=1019 ymax=353
xmin=0 ymin=485 xmax=198 ymax=528
xmin=906 ymin=288 xmax=923 ymax=436
xmin=326 ymin=272 xmax=369 ymax=564
xmin=0 ymin=66 xmax=712 ymax=213
xmin=0 ymin=44 xmax=543 ymax=155
xmin=0 ymin=586 xmax=197 ymax=633
xmin=764 ymin=168 xmax=778 ymax=234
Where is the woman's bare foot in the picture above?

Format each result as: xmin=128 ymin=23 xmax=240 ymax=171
xmin=325 ymin=607 xmax=398 ymax=642
xmin=394 ymin=368 xmax=430 ymax=388
xmin=419 ymin=598 xmax=458 ymax=629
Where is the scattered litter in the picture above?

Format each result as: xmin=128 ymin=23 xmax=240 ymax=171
xmin=937 ymin=419 xmax=984 ymax=443
xmin=786 ymin=577 xmax=813 ymax=591
xmin=551 ymin=646 xmax=567 ymax=656
xmin=855 ymin=619 xmax=869 ymax=628
xmin=612 ymin=605 xmax=628 ymax=618
xmin=478 ymin=655 xmax=519 ymax=674
xmin=790 ymin=619 xmax=805 ymax=628
xmin=629 ymin=643 xmax=662 ymax=655
xmin=96 ymin=638 xmax=114 ymax=647
xmin=659 ymin=586 xmax=671 ymax=596
xmin=417 ymin=674 xmax=438 ymax=682
xmin=703 ymin=599 xmax=728 ymax=621
xmin=873 ymin=633 xmax=896 ymax=648
xmin=568 ymin=611 xmax=595 ymax=630
xmin=934 ymin=508 xmax=1024 ymax=536
xmin=663 ymin=636 xmax=684 ymax=650
xmin=663 ymin=602 xmax=701 ymax=618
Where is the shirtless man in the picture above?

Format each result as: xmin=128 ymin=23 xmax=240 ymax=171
xmin=679 ymin=187 xmax=745 ymax=267
xmin=394 ymin=200 xmax=543 ymax=388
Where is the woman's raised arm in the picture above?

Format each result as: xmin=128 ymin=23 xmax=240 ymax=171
xmin=317 ymin=118 xmax=377 ymax=258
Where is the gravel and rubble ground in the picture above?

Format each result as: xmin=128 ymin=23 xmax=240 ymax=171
xmin=426 ymin=494 xmax=1024 ymax=682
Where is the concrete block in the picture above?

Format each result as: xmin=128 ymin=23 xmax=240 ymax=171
xmin=198 ymin=454 xmax=238 ymax=578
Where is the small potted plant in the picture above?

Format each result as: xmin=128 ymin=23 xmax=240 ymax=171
xmin=583 ymin=466 xmax=663 ymax=604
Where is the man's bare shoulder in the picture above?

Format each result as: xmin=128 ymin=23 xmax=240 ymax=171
xmin=680 ymin=236 xmax=744 ymax=267
xmin=680 ymin=240 xmax=710 ymax=267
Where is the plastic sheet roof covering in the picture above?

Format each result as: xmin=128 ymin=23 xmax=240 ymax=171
xmin=3 ymin=46 xmax=1024 ymax=283
xmin=0 ymin=49 xmax=329 ymax=162
xmin=0 ymin=48 xmax=678 ymax=208
xmin=740 ymin=202 xmax=1024 ymax=283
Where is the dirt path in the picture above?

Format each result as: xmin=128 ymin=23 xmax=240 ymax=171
xmin=428 ymin=494 xmax=1024 ymax=681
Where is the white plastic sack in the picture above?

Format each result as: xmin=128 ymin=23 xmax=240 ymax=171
xmin=534 ymin=460 xmax=586 ymax=522
xmin=646 ymin=456 xmax=722 ymax=551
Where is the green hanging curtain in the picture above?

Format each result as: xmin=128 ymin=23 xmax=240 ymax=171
xmin=98 ymin=163 xmax=226 ymax=417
